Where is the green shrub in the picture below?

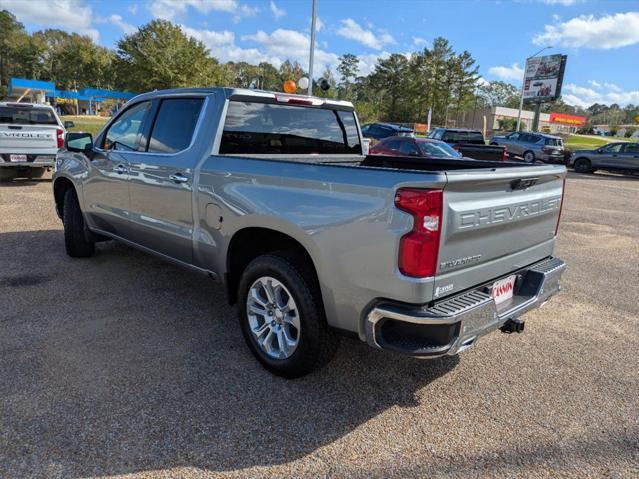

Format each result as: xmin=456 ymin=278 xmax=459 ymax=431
xmin=625 ymin=128 xmax=635 ymax=138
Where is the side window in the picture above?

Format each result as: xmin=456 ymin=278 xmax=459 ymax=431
xmin=384 ymin=139 xmax=402 ymax=151
xmin=508 ymin=132 xmax=520 ymax=140
xmin=623 ymin=143 xmax=638 ymax=154
xmin=603 ymin=143 xmax=623 ymax=153
xmin=103 ymin=101 xmax=150 ymax=151
xmin=399 ymin=140 xmax=419 ymax=155
xmin=519 ymin=134 xmax=533 ymax=143
xmin=147 ymin=98 xmax=204 ymax=153
xmin=361 ymin=125 xmax=370 ymax=135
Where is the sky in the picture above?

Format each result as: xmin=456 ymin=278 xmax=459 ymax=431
xmin=2 ymin=0 xmax=638 ymax=108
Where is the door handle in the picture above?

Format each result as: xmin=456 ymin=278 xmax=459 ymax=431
xmin=169 ymin=173 xmax=189 ymax=183
xmin=114 ymin=164 xmax=128 ymax=174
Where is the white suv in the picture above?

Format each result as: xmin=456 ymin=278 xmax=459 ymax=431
xmin=0 ymin=102 xmax=73 ymax=182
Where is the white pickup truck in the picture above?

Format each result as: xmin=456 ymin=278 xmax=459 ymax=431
xmin=0 ymin=102 xmax=73 ymax=182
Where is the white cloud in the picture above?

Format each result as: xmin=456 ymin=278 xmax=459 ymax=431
xmin=127 ymin=3 xmax=139 ymax=14
xmin=604 ymin=82 xmax=622 ymax=92
xmin=588 ymin=80 xmax=602 ymax=89
xmin=0 ymin=0 xmax=99 ymax=41
xmin=315 ymin=16 xmax=325 ymax=32
xmin=336 ymin=18 xmax=395 ymax=50
xmin=242 ymin=28 xmax=339 ymax=74
xmin=562 ymin=83 xmax=639 ymax=107
xmin=356 ymin=52 xmax=390 ymax=76
xmin=149 ymin=0 xmax=255 ymax=22
xmin=270 ymin=1 xmax=285 ymax=20
xmin=533 ymin=12 xmax=639 ymax=49
xmin=539 ymin=0 xmax=581 ymax=5
xmin=181 ymin=25 xmax=274 ymax=64
xmin=105 ymin=14 xmax=137 ymax=35
xmin=412 ymin=36 xmax=430 ymax=48
xmin=488 ymin=63 xmax=524 ymax=82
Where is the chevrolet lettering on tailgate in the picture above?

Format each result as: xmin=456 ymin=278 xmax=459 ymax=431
xmin=458 ymin=197 xmax=562 ymax=230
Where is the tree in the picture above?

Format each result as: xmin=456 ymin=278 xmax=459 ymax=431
xmin=479 ymin=81 xmax=520 ymax=107
xmin=114 ymin=20 xmax=217 ymax=91
xmin=336 ymin=53 xmax=359 ymax=100
xmin=369 ymin=54 xmax=410 ymax=120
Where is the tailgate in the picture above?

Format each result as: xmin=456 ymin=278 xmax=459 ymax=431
xmin=0 ymin=125 xmax=58 ymax=151
xmin=433 ymin=165 xmax=565 ymax=298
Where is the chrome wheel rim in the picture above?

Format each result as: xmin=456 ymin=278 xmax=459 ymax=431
xmin=246 ymin=276 xmax=300 ymax=359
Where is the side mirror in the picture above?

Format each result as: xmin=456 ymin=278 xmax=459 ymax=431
xmin=64 ymin=120 xmax=75 ymax=129
xmin=65 ymin=132 xmax=93 ymax=153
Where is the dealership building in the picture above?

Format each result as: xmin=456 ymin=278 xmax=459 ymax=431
xmin=5 ymin=77 xmax=136 ymax=115
xmin=468 ymin=106 xmax=586 ymax=134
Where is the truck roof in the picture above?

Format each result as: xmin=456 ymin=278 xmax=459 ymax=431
xmin=128 ymin=87 xmax=355 ymax=109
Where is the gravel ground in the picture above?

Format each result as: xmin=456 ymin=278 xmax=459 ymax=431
xmin=0 ymin=171 xmax=637 ymax=479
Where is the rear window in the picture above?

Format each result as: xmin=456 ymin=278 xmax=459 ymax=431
xmin=417 ymin=140 xmax=460 ymax=157
xmin=220 ymin=101 xmax=362 ymax=155
xmin=545 ymin=138 xmax=563 ymax=147
xmin=0 ymin=106 xmax=57 ymax=125
xmin=441 ymin=131 xmax=466 ymax=143
xmin=147 ymin=98 xmax=203 ymax=153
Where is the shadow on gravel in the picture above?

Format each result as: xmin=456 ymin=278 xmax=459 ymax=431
xmin=0 ymin=229 xmax=458 ymax=478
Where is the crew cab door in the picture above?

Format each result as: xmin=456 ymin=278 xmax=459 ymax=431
xmin=126 ymin=96 xmax=206 ymax=264
xmin=83 ymin=100 xmax=152 ymax=237
xmin=620 ymin=143 xmax=639 ymax=170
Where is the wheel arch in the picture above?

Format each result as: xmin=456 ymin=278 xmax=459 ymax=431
xmin=225 ymin=227 xmax=322 ymax=307
xmin=53 ymin=176 xmax=76 ymax=220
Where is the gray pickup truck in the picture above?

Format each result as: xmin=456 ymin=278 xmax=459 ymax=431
xmin=53 ymin=88 xmax=567 ymax=378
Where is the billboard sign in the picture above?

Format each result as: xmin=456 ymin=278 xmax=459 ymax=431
xmin=523 ymin=54 xmax=567 ymax=103
xmin=549 ymin=112 xmax=586 ymax=126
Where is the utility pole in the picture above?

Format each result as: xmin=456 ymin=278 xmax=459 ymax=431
xmin=516 ymin=45 xmax=552 ymax=132
xmin=308 ymin=0 xmax=317 ymax=96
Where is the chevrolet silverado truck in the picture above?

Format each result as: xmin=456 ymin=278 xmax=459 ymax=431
xmin=53 ymin=88 xmax=567 ymax=378
xmin=0 ymin=102 xmax=73 ymax=182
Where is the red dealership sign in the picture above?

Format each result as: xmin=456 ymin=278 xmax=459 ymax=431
xmin=550 ymin=112 xmax=586 ymax=126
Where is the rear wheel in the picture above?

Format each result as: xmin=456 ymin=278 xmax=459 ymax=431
xmin=573 ymin=157 xmax=592 ymax=174
xmin=63 ymin=188 xmax=95 ymax=257
xmin=0 ymin=169 xmax=17 ymax=182
xmin=523 ymin=150 xmax=535 ymax=163
xmin=237 ymin=252 xmax=339 ymax=378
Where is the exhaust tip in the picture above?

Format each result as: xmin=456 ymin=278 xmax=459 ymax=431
xmin=500 ymin=318 xmax=525 ymax=334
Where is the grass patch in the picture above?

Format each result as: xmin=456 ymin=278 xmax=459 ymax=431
xmin=564 ymin=135 xmax=614 ymax=151
xmin=62 ymin=115 xmax=109 ymax=137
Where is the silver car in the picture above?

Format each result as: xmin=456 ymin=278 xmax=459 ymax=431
xmin=490 ymin=131 xmax=565 ymax=163
xmin=570 ymin=142 xmax=639 ymax=175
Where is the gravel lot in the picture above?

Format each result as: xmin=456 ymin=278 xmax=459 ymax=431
xmin=1 ymin=171 xmax=637 ymax=479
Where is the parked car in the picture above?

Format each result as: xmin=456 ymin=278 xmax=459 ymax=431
xmin=490 ymin=131 xmax=565 ymax=163
xmin=370 ymin=135 xmax=463 ymax=158
xmin=54 ymin=87 xmax=566 ymax=378
xmin=361 ymin=122 xmax=414 ymax=141
xmin=569 ymin=142 xmax=639 ymax=175
xmin=428 ymin=128 xmax=507 ymax=161
xmin=0 ymin=102 xmax=73 ymax=182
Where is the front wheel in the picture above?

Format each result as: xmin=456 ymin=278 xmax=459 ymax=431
xmin=573 ymin=158 xmax=592 ymax=174
xmin=237 ymin=252 xmax=339 ymax=378
xmin=523 ymin=150 xmax=535 ymax=163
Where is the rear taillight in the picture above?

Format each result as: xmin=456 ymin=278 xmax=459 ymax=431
xmin=555 ymin=177 xmax=567 ymax=235
xmin=395 ymin=188 xmax=443 ymax=278
xmin=452 ymin=145 xmax=461 ymax=152
xmin=502 ymin=147 xmax=508 ymax=161
xmin=56 ymin=128 xmax=64 ymax=148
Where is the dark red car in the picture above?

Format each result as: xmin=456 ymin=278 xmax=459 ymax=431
xmin=369 ymin=136 xmax=463 ymax=159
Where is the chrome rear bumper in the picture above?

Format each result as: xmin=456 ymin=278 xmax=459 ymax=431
xmin=365 ymin=257 xmax=566 ymax=357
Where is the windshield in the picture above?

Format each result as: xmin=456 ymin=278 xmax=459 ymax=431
xmin=0 ymin=106 xmax=58 ymax=125
xmin=417 ymin=140 xmax=461 ymax=157
xmin=220 ymin=101 xmax=362 ymax=155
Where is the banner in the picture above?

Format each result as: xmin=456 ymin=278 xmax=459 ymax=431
xmin=549 ymin=112 xmax=586 ymax=126
xmin=523 ymin=54 xmax=567 ymax=103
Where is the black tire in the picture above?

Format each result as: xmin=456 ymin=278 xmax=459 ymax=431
xmin=523 ymin=150 xmax=535 ymax=163
xmin=0 ymin=169 xmax=17 ymax=183
xmin=573 ymin=157 xmax=592 ymax=174
xmin=237 ymin=252 xmax=339 ymax=378
xmin=63 ymin=188 xmax=95 ymax=257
